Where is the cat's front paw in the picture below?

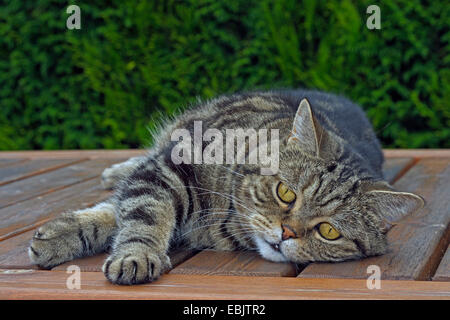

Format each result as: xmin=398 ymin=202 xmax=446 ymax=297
xmin=102 ymin=250 xmax=171 ymax=285
xmin=101 ymin=166 xmax=118 ymax=189
xmin=29 ymin=216 xmax=79 ymax=269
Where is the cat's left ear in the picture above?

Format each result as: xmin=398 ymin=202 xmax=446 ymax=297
xmin=364 ymin=181 xmax=425 ymax=224
xmin=288 ymin=98 xmax=334 ymax=159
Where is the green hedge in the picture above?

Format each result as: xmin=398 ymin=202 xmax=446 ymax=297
xmin=1 ymin=0 xmax=449 ymax=150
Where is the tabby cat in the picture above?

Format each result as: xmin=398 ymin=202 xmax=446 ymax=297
xmin=29 ymin=89 xmax=424 ymax=285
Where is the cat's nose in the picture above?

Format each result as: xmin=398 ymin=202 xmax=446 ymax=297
xmin=281 ymin=224 xmax=297 ymax=240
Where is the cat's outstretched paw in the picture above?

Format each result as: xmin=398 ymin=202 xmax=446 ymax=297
xmin=102 ymin=250 xmax=171 ymax=285
xmin=101 ymin=157 xmax=144 ymax=189
xmin=29 ymin=216 xmax=79 ymax=269
xmin=101 ymin=166 xmax=118 ymax=189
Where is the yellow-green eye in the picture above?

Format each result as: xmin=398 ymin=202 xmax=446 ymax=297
xmin=276 ymin=182 xmax=296 ymax=204
xmin=318 ymin=222 xmax=341 ymax=240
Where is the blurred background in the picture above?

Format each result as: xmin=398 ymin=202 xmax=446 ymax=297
xmin=0 ymin=0 xmax=448 ymax=150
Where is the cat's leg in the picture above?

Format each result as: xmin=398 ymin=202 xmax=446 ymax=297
xmin=29 ymin=202 xmax=117 ymax=269
xmin=102 ymin=159 xmax=186 ymax=285
xmin=101 ymin=156 xmax=146 ymax=189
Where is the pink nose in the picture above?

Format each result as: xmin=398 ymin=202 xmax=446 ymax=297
xmin=281 ymin=224 xmax=297 ymax=241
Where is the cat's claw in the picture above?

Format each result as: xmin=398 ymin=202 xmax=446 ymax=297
xmin=102 ymin=251 xmax=171 ymax=285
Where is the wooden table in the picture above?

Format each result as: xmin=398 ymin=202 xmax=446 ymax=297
xmin=0 ymin=150 xmax=449 ymax=299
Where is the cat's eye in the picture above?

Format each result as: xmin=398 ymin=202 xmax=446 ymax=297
xmin=317 ymin=222 xmax=341 ymax=240
xmin=276 ymin=182 xmax=296 ymax=204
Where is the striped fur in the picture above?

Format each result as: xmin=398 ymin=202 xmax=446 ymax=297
xmin=29 ymin=89 xmax=423 ymax=285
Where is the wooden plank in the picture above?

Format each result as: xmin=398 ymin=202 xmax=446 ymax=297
xmin=0 ymin=159 xmax=28 ymax=168
xmin=0 ymin=230 xmax=196 ymax=271
xmin=0 ymin=177 xmax=115 ymax=269
xmin=0 ymin=230 xmax=38 ymax=269
xmin=0 ymin=271 xmax=448 ymax=300
xmin=298 ymin=158 xmax=450 ymax=280
xmin=0 ymin=227 xmax=196 ymax=272
xmin=0 ymin=159 xmax=121 ymax=209
xmin=170 ymin=250 xmax=297 ymax=277
xmin=383 ymin=149 xmax=450 ymax=158
xmin=51 ymin=250 xmax=198 ymax=272
xmin=433 ymin=246 xmax=450 ymax=281
xmin=382 ymin=158 xmax=415 ymax=183
xmin=0 ymin=150 xmax=146 ymax=160
xmin=0 ymin=158 xmax=85 ymax=186
xmin=0 ymin=178 xmax=112 ymax=240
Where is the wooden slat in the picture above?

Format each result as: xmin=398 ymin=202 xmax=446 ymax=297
xmin=0 ymin=159 xmax=121 ymax=209
xmin=51 ymin=254 xmax=108 ymax=272
xmin=382 ymin=158 xmax=415 ymax=183
xmin=51 ymin=250 xmax=198 ymax=272
xmin=170 ymin=250 xmax=297 ymax=277
xmin=0 ymin=229 xmax=197 ymax=271
xmin=383 ymin=149 xmax=450 ymax=158
xmin=0 ymin=176 xmax=116 ymax=269
xmin=0 ymin=158 xmax=85 ymax=186
xmin=433 ymin=246 xmax=450 ymax=281
xmin=0 ymin=159 xmax=27 ymax=168
xmin=0 ymin=271 xmax=448 ymax=300
xmin=0 ymin=232 xmax=196 ymax=271
xmin=0 ymin=177 xmax=113 ymax=240
xmin=0 ymin=230 xmax=37 ymax=269
xmin=0 ymin=150 xmax=146 ymax=159
xmin=298 ymin=158 xmax=450 ymax=280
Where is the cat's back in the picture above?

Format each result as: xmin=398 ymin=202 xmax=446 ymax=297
xmin=152 ymin=89 xmax=384 ymax=177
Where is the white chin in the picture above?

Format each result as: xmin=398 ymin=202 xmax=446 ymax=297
xmin=254 ymin=236 xmax=288 ymax=262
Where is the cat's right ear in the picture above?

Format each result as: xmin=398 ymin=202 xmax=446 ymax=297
xmin=288 ymin=98 xmax=331 ymax=158
xmin=364 ymin=181 xmax=425 ymax=227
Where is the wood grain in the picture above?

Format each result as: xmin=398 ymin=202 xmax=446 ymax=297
xmin=433 ymin=246 xmax=450 ymax=281
xmin=0 ymin=271 xmax=448 ymax=300
xmin=0 ymin=159 xmax=122 ymax=209
xmin=0 ymin=159 xmax=27 ymax=168
xmin=0 ymin=176 xmax=113 ymax=240
xmin=382 ymin=158 xmax=415 ymax=183
xmin=51 ymin=249 xmax=199 ymax=272
xmin=298 ymin=158 xmax=450 ymax=280
xmin=0 ymin=229 xmax=37 ymax=269
xmin=0 ymin=158 xmax=85 ymax=186
xmin=383 ymin=149 xmax=450 ymax=158
xmin=170 ymin=250 xmax=297 ymax=277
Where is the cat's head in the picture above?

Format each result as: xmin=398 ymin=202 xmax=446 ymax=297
xmin=238 ymin=98 xmax=424 ymax=264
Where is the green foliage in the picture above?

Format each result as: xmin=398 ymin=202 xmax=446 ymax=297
xmin=1 ymin=0 xmax=449 ymax=150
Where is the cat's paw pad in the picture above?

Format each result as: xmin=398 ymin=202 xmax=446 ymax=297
xmin=29 ymin=217 xmax=78 ymax=269
xmin=102 ymin=251 xmax=171 ymax=285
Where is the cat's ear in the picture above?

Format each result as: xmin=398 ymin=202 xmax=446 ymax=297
xmin=288 ymin=98 xmax=332 ymax=158
xmin=365 ymin=181 xmax=425 ymax=224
